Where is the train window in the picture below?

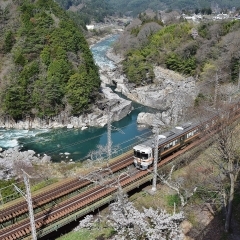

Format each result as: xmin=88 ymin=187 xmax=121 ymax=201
xmin=186 ymin=131 xmax=194 ymax=138
xmin=134 ymin=150 xmax=141 ymax=158
xmin=142 ymin=153 xmax=148 ymax=160
xmin=169 ymin=142 xmax=173 ymax=148
xmin=164 ymin=144 xmax=169 ymax=150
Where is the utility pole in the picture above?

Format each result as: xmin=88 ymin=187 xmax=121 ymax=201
xmin=107 ymin=105 xmax=112 ymax=167
xmin=14 ymin=170 xmax=37 ymax=240
xmin=152 ymin=123 xmax=159 ymax=192
xmin=238 ymin=67 xmax=240 ymax=91
xmin=214 ymin=71 xmax=219 ymax=108
xmin=0 ymin=190 xmax=3 ymax=206
xmin=151 ymin=120 xmax=166 ymax=192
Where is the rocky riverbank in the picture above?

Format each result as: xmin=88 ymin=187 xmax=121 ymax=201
xmin=0 ymin=147 xmax=51 ymax=180
xmin=0 ymin=32 xmax=131 ymax=130
xmin=87 ymin=26 xmax=124 ymax=47
xmin=0 ymin=88 xmax=132 ymax=130
xmin=103 ymin=46 xmax=198 ymax=126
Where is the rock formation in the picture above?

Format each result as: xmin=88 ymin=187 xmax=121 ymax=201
xmin=104 ymin=47 xmax=197 ymax=126
xmin=0 ymin=147 xmax=51 ymax=180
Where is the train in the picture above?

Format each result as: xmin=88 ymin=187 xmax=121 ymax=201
xmin=133 ymin=102 xmax=240 ymax=170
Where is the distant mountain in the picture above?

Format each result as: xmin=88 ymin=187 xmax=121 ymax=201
xmin=0 ymin=0 xmax=100 ymax=120
xmin=108 ymin=0 xmax=240 ymax=16
xmin=55 ymin=0 xmax=240 ymax=20
xmin=55 ymin=0 xmax=113 ymax=26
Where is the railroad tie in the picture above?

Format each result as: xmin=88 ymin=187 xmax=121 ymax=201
xmin=19 ymin=208 xmax=26 ymax=214
xmin=59 ymin=211 xmax=65 ymax=217
xmin=20 ymin=229 xmax=26 ymax=236
xmin=47 ymin=216 xmax=54 ymax=224
xmin=35 ymin=222 xmax=40 ymax=228
xmin=44 ymin=219 xmax=50 ymax=224
xmin=5 ymin=215 xmax=11 ymax=221
xmin=11 ymin=233 xmax=17 ymax=240
xmin=18 ymin=230 xmax=23 ymax=237
xmin=6 ymin=236 xmax=14 ymax=240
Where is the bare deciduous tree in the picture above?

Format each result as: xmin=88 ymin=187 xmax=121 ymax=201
xmin=206 ymin=113 xmax=240 ymax=232
xmin=151 ymin=165 xmax=197 ymax=207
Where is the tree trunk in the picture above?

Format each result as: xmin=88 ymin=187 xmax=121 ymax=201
xmin=225 ymin=173 xmax=235 ymax=232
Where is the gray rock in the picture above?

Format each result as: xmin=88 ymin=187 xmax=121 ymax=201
xmin=0 ymin=148 xmax=52 ymax=180
xmin=41 ymin=155 xmax=51 ymax=163
xmin=127 ymin=66 xmax=197 ymax=124
xmin=101 ymin=87 xmax=132 ymax=122
xmin=137 ymin=112 xmax=166 ymax=127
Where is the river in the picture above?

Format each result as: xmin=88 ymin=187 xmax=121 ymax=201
xmin=0 ymin=35 xmax=153 ymax=162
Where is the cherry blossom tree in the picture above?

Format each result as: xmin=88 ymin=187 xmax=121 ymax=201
xmin=76 ymin=188 xmax=184 ymax=240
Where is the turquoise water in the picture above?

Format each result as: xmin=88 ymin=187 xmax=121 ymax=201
xmin=19 ymin=104 xmax=152 ymax=162
xmin=1 ymin=35 xmax=154 ymax=162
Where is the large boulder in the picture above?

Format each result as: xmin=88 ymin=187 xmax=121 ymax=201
xmin=101 ymin=87 xmax=132 ymax=122
xmin=137 ymin=112 xmax=168 ymax=127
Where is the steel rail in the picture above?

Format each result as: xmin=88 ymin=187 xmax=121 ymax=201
xmin=0 ymin=153 xmax=133 ymax=225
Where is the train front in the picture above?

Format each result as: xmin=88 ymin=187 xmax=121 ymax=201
xmin=133 ymin=144 xmax=153 ymax=170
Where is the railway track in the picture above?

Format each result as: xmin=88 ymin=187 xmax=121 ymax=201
xmin=1 ymin=104 xmax=240 ymax=239
xmin=0 ymin=130 xmax=216 ymax=240
xmin=0 ymin=169 xmax=148 ymax=240
xmin=0 ymin=152 xmax=134 ymax=227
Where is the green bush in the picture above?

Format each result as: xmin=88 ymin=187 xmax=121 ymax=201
xmin=166 ymin=194 xmax=181 ymax=207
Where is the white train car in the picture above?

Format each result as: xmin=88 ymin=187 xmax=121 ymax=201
xmin=133 ymin=121 xmax=200 ymax=170
xmin=133 ymin=101 xmax=240 ymax=170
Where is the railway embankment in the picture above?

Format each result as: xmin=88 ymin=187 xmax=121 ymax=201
xmin=56 ymin=119 xmax=240 ymax=240
xmin=1 ymin=111 xmax=240 ymax=239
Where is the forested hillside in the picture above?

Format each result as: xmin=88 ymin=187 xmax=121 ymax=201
xmin=108 ymin=0 xmax=240 ymax=16
xmin=116 ymin=16 xmax=240 ymax=91
xmin=54 ymin=0 xmax=240 ymax=20
xmin=0 ymin=0 xmax=100 ymax=120
xmin=55 ymin=0 xmax=113 ymax=26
